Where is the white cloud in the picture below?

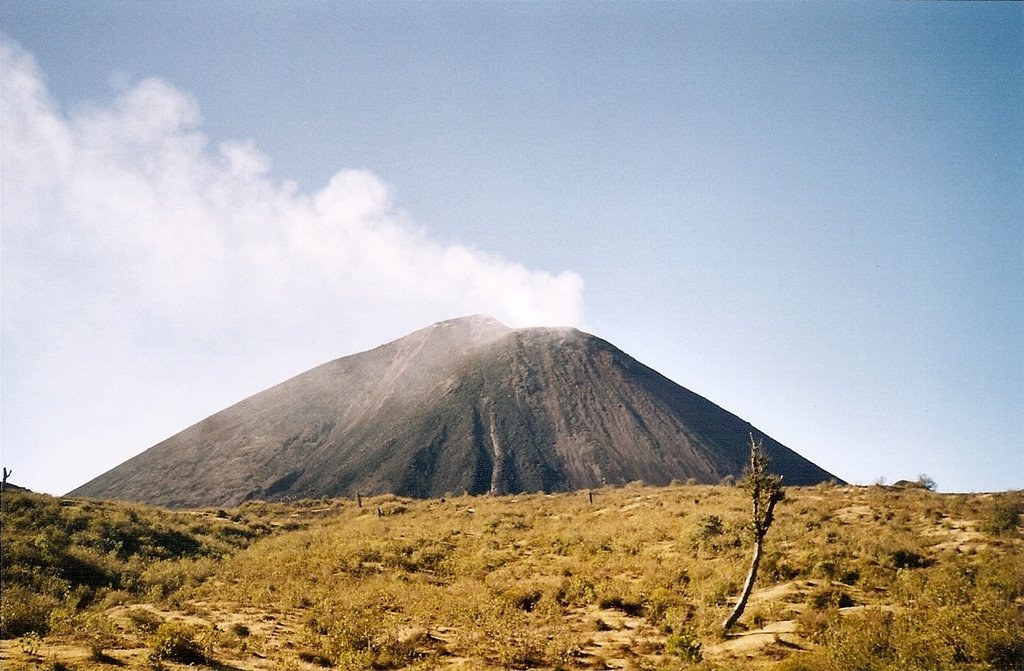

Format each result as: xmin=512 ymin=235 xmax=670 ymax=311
xmin=0 ymin=37 xmax=584 ymax=494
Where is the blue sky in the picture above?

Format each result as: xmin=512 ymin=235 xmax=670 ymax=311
xmin=2 ymin=2 xmax=1021 ymax=494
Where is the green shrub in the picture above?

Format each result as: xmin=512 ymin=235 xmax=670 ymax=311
xmin=80 ymin=612 xmax=120 ymax=662
xmin=698 ymin=515 xmax=724 ymax=538
xmin=506 ymin=587 xmax=543 ymax=612
xmin=0 ymin=489 xmax=277 ymax=631
xmin=812 ymin=559 xmax=837 ymax=580
xmin=981 ymin=500 xmax=1022 ymax=536
xmin=807 ymin=585 xmax=854 ymax=610
xmin=126 ymin=608 xmax=164 ymax=633
xmin=140 ymin=557 xmax=216 ymax=597
xmin=887 ymin=548 xmax=931 ymax=569
xmin=665 ymin=629 xmax=703 ymax=662
xmin=18 ymin=630 xmax=42 ymax=656
xmin=556 ymin=575 xmax=598 ymax=607
xmin=761 ymin=550 xmax=801 ymax=581
xmin=0 ymin=584 xmax=59 ymax=638
xmin=147 ymin=622 xmax=207 ymax=665
xmin=598 ymin=594 xmax=645 ymax=617
xmin=298 ymin=648 xmax=335 ymax=667
xmin=641 ymin=587 xmax=678 ymax=624
xmin=795 ymin=607 xmax=834 ymax=643
xmin=838 ymin=569 xmax=860 ymax=585
xmin=305 ymin=604 xmax=418 ymax=671
xmin=818 ymin=607 xmax=895 ymax=670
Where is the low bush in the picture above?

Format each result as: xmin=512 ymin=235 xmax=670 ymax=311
xmin=806 ymin=585 xmax=854 ymax=610
xmin=665 ymin=629 xmax=703 ymax=662
xmin=981 ymin=499 xmax=1023 ymax=536
xmin=556 ymin=575 xmax=599 ymax=607
xmin=795 ymin=607 xmax=834 ymax=643
xmin=506 ymin=587 xmax=543 ymax=612
xmin=297 ymin=648 xmax=334 ymax=667
xmin=598 ymin=595 xmax=645 ymax=617
xmin=304 ymin=602 xmax=420 ymax=671
xmin=887 ymin=548 xmax=931 ymax=570
xmin=125 ymin=608 xmax=164 ymax=633
xmin=147 ymin=622 xmax=208 ymax=665
xmin=0 ymin=584 xmax=59 ymax=638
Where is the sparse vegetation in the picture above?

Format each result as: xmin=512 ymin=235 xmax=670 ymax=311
xmin=2 ymin=484 xmax=1022 ymax=670
xmin=0 ymin=490 xmax=298 ymax=640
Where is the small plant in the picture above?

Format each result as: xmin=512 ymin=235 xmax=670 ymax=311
xmin=641 ymin=587 xmax=677 ymax=624
xmin=557 ymin=575 xmax=598 ymax=607
xmin=795 ymin=607 xmax=834 ymax=643
xmin=697 ymin=514 xmax=724 ymax=538
xmin=838 ymin=569 xmax=860 ymax=585
xmin=298 ymin=648 xmax=335 ymax=667
xmin=807 ymin=584 xmax=854 ymax=610
xmin=689 ymin=512 xmax=739 ymax=555
xmin=665 ymin=629 xmax=703 ymax=662
xmin=126 ymin=608 xmax=164 ymax=633
xmin=599 ymin=595 xmax=645 ymax=617
xmin=78 ymin=612 xmax=120 ymax=662
xmin=888 ymin=548 xmax=931 ymax=570
xmin=981 ymin=499 xmax=1023 ymax=536
xmin=148 ymin=622 xmax=207 ymax=665
xmin=19 ymin=630 xmax=43 ymax=656
xmin=505 ymin=587 xmax=543 ymax=612
xmin=813 ymin=559 xmax=837 ymax=580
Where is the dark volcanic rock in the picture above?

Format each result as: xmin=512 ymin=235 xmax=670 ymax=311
xmin=71 ymin=315 xmax=840 ymax=507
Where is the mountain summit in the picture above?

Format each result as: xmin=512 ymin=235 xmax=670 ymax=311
xmin=71 ymin=316 xmax=840 ymax=507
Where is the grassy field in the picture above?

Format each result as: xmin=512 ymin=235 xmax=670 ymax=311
xmin=1 ymin=483 xmax=1021 ymax=670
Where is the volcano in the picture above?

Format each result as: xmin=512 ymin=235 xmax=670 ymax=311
xmin=71 ymin=316 xmax=840 ymax=507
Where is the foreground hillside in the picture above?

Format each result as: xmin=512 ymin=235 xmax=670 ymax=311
xmin=2 ymin=484 xmax=1022 ymax=670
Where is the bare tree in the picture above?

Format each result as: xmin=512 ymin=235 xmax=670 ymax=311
xmin=722 ymin=434 xmax=784 ymax=633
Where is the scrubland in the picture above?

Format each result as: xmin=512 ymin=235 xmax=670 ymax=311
xmin=1 ymin=483 xmax=1021 ymax=670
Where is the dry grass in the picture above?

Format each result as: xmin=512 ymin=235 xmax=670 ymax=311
xmin=2 ymin=484 xmax=1022 ymax=670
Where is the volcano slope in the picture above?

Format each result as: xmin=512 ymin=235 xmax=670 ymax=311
xmin=71 ymin=315 xmax=839 ymax=508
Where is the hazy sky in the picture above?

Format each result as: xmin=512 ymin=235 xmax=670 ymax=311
xmin=2 ymin=2 xmax=1021 ymax=495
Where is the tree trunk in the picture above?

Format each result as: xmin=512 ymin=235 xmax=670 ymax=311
xmin=722 ymin=533 xmax=764 ymax=632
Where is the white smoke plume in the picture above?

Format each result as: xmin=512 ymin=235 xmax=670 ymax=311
xmin=0 ymin=37 xmax=584 ymax=494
